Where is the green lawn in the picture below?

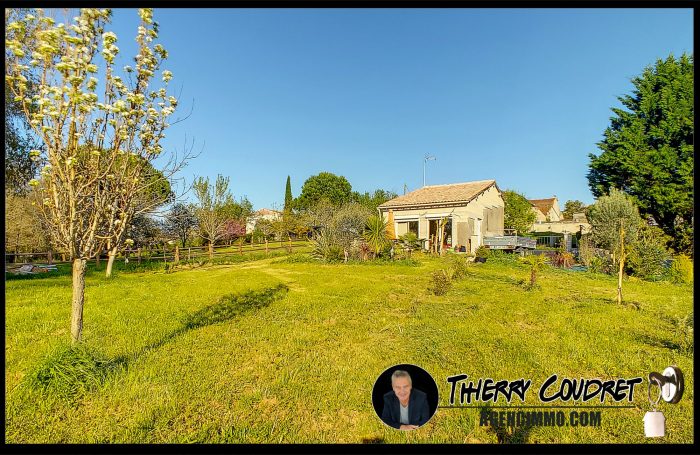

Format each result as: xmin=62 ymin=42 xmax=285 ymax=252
xmin=5 ymin=253 xmax=693 ymax=443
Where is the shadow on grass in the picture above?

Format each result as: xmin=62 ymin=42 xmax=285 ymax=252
xmin=23 ymin=284 xmax=289 ymax=401
xmin=634 ymin=332 xmax=693 ymax=355
xmin=480 ymin=404 xmax=534 ymax=444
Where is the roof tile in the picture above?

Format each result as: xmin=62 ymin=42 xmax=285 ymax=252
xmin=379 ymin=180 xmax=497 ymax=209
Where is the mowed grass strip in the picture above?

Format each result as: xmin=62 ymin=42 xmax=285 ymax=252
xmin=5 ymin=254 xmax=693 ymax=443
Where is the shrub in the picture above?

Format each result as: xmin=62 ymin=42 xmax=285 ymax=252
xmin=398 ymin=232 xmax=422 ymax=257
xmin=428 ymin=270 xmax=452 ymax=295
xmin=577 ymin=235 xmax=595 ymax=266
xmin=311 ymin=230 xmax=344 ymax=262
xmin=626 ymin=223 xmax=671 ymax=281
xmin=486 ymin=249 xmax=519 ymax=262
xmin=363 ymin=215 xmax=390 ymax=257
xmin=587 ymin=254 xmax=614 ymax=275
xmin=552 ymin=251 xmax=575 ymax=268
xmin=668 ymin=254 xmax=693 ymax=284
xmin=447 ymin=254 xmax=470 ymax=280
xmin=475 ymin=246 xmax=489 ymax=259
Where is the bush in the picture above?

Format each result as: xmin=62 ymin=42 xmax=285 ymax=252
xmin=311 ymin=230 xmax=345 ymax=262
xmin=626 ymin=224 xmax=671 ymax=281
xmin=587 ymin=254 xmax=614 ymax=275
xmin=577 ymin=235 xmax=595 ymax=266
xmin=447 ymin=255 xmax=470 ymax=279
xmin=475 ymin=246 xmax=489 ymax=259
xmin=398 ymin=232 xmax=422 ymax=257
xmin=668 ymin=254 xmax=693 ymax=284
xmin=552 ymin=251 xmax=575 ymax=268
xmin=486 ymin=249 xmax=519 ymax=262
xmin=428 ymin=270 xmax=452 ymax=295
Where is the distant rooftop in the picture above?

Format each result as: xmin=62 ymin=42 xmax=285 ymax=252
xmin=254 ymin=208 xmax=281 ymax=216
xmin=379 ymin=180 xmax=497 ymax=209
xmin=528 ymin=197 xmax=557 ymax=215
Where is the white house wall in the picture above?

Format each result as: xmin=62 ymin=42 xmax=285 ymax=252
xmin=382 ymin=184 xmax=504 ymax=253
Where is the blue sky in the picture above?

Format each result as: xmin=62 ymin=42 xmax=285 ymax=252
xmin=106 ymin=8 xmax=693 ymax=210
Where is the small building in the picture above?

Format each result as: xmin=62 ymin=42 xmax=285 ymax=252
xmin=527 ymin=196 xmax=591 ymax=251
xmin=245 ymin=208 xmax=282 ymax=234
xmin=529 ymin=197 xmax=562 ymax=223
xmin=378 ymin=180 xmax=504 ymax=254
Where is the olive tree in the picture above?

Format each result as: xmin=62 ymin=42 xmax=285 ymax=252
xmin=5 ymin=8 xmax=183 ymax=343
xmin=588 ymin=188 xmax=641 ymax=305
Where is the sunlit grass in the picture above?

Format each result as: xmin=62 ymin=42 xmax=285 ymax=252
xmin=5 ymin=253 xmax=693 ymax=443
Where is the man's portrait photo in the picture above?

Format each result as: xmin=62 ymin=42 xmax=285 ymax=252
xmin=372 ymin=364 xmax=438 ymax=430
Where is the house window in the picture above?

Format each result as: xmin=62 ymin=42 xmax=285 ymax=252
xmin=397 ymin=221 xmax=418 ymax=236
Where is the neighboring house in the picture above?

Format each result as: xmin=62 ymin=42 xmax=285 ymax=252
xmin=529 ymin=197 xmax=562 ymax=223
xmin=378 ymin=180 xmax=504 ymax=254
xmin=245 ymin=208 xmax=282 ymax=234
xmin=528 ymin=196 xmax=591 ymax=251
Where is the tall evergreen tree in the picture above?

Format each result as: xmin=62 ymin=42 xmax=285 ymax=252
xmin=284 ymin=175 xmax=293 ymax=211
xmin=587 ymin=53 xmax=693 ymax=254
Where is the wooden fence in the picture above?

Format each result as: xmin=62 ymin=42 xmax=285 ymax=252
xmin=4 ymin=239 xmax=311 ymax=266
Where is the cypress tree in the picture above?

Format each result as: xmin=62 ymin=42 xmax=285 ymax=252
xmin=284 ymin=175 xmax=293 ymax=211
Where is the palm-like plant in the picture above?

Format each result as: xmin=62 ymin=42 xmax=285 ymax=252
xmin=398 ymin=232 xmax=422 ymax=257
xmin=363 ymin=215 xmax=390 ymax=257
xmin=522 ymin=254 xmax=548 ymax=287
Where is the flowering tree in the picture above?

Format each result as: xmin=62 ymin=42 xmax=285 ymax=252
xmin=5 ymin=8 xmax=183 ymax=343
xmin=221 ymin=218 xmax=246 ymax=245
xmin=192 ymin=175 xmax=235 ymax=260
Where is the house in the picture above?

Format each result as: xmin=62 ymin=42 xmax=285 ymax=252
xmin=245 ymin=208 xmax=282 ymax=234
xmin=527 ymin=196 xmax=591 ymax=251
xmin=529 ymin=197 xmax=562 ymax=223
xmin=378 ymin=180 xmax=504 ymax=254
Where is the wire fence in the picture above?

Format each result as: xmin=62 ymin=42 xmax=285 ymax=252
xmin=4 ymin=239 xmax=311 ymax=267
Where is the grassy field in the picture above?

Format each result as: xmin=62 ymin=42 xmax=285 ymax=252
xmin=5 ymin=252 xmax=693 ymax=443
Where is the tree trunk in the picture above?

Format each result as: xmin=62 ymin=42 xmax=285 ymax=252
xmin=71 ymin=258 xmax=87 ymax=344
xmin=96 ymin=250 xmax=101 ymax=266
xmin=288 ymin=234 xmax=292 ymax=253
xmin=617 ymin=223 xmax=625 ymax=305
xmin=174 ymin=245 xmax=180 ymax=264
xmin=265 ymin=238 xmax=268 ymax=255
xmin=208 ymin=241 xmax=214 ymax=261
xmin=138 ymin=247 xmax=142 ymax=264
xmin=105 ymin=247 xmax=118 ymax=277
xmin=239 ymin=237 xmax=243 ymax=255
xmin=47 ymin=249 xmax=53 ymax=265
xmin=439 ymin=222 xmax=446 ymax=256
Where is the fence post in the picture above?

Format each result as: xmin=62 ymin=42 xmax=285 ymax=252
xmin=137 ymin=247 xmax=142 ymax=264
xmin=96 ymin=250 xmax=100 ymax=266
xmin=188 ymin=247 xmax=191 ymax=261
xmin=47 ymin=249 xmax=53 ymax=265
xmin=175 ymin=245 xmax=180 ymax=264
